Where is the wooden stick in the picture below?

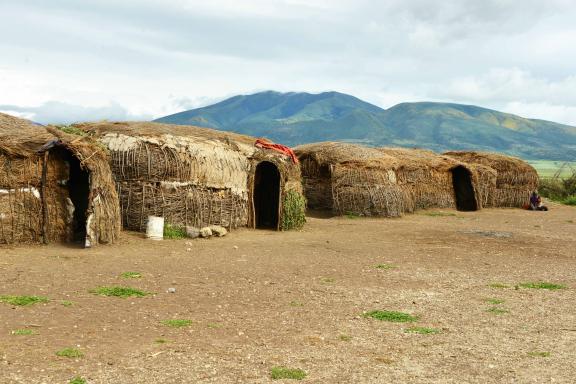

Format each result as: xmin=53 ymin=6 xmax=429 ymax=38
xmin=41 ymin=151 xmax=49 ymax=244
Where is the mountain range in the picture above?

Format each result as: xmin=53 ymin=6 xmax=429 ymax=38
xmin=155 ymin=91 xmax=576 ymax=160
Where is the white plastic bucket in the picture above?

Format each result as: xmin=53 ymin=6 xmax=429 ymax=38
xmin=146 ymin=216 xmax=164 ymax=240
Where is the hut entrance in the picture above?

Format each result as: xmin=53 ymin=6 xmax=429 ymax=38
xmin=52 ymin=148 xmax=91 ymax=241
xmin=452 ymin=166 xmax=477 ymax=211
xmin=254 ymin=161 xmax=280 ymax=229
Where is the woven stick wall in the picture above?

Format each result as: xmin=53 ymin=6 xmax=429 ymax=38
xmin=0 ymin=155 xmax=44 ymax=243
xmin=297 ymin=157 xmax=333 ymax=210
xmin=331 ymin=165 xmax=405 ymax=217
xmin=117 ymin=181 xmax=248 ymax=232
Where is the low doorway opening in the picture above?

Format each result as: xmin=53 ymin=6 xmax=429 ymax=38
xmin=452 ymin=166 xmax=478 ymax=211
xmin=253 ymin=161 xmax=281 ymax=229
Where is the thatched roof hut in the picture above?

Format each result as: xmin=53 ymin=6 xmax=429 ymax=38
xmin=0 ymin=113 xmax=120 ymax=246
xmin=295 ymin=142 xmax=493 ymax=217
xmin=70 ymin=121 xmax=305 ymax=232
xmin=444 ymin=151 xmax=538 ymax=207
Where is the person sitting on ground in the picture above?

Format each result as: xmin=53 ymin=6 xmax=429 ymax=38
xmin=529 ymin=191 xmax=548 ymax=211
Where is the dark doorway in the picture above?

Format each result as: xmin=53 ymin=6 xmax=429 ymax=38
xmin=58 ymin=149 xmax=90 ymax=241
xmin=452 ymin=166 xmax=477 ymax=211
xmin=253 ymin=161 xmax=281 ymax=229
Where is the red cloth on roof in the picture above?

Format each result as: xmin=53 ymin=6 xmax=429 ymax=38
xmin=255 ymin=139 xmax=299 ymax=164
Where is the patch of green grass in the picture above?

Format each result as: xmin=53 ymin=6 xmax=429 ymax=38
xmin=344 ymin=211 xmax=361 ymax=219
xmin=270 ymin=367 xmax=307 ymax=380
xmin=289 ymin=301 xmax=304 ymax=307
xmin=364 ymin=310 xmax=418 ymax=323
xmin=61 ymin=300 xmax=73 ymax=307
xmin=375 ymin=264 xmax=397 ymax=270
xmin=161 ymin=319 xmax=193 ymax=328
xmin=562 ymin=196 xmax=576 ymax=206
xmin=69 ymin=377 xmax=86 ymax=384
xmin=11 ymin=329 xmax=35 ymax=335
xmin=56 ymin=348 xmax=83 ymax=358
xmin=486 ymin=298 xmax=505 ymax=305
xmin=404 ymin=326 xmax=440 ymax=334
xmin=154 ymin=338 xmax=168 ymax=344
xmin=55 ymin=125 xmax=87 ymax=136
xmin=339 ymin=334 xmax=352 ymax=341
xmin=422 ymin=211 xmax=456 ymax=217
xmin=486 ymin=307 xmax=509 ymax=315
xmin=207 ymin=323 xmax=222 ymax=329
xmin=320 ymin=277 xmax=335 ymax=284
xmin=489 ymin=283 xmax=510 ymax=289
xmin=120 ymin=271 xmax=142 ymax=279
xmin=90 ymin=286 xmax=148 ymax=298
xmin=518 ymin=282 xmax=566 ymax=290
xmin=528 ymin=351 xmax=550 ymax=358
xmin=163 ymin=224 xmax=187 ymax=239
xmin=0 ymin=295 xmax=49 ymax=306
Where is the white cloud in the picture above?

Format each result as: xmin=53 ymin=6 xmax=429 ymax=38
xmin=503 ymin=102 xmax=576 ymax=126
xmin=433 ymin=68 xmax=576 ymax=107
xmin=0 ymin=101 xmax=151 ymax=125
xmin=0 ymin=0 xmax=575 ymax=125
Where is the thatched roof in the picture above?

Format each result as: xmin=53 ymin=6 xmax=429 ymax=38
xmin=295 ymin=142 xmax=462 ymax=171
xmin=74 ymin=121 xmax=258 ymax=147
xmin=378 ymin=147 xmax=462 ymax=171
xmin=443 ymin=151 xmax=535 ymax=174
xmin=0 ymin=113 xmax=115 ymax=179
xmin=443 ymin=151 xmax=538 ymax=185
xmin=295 ymin=142 xmax=395 ymax=164
xmin=0 ymin=113 xmax=52 ymax=157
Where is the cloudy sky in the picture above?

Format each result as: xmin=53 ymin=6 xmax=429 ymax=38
xmin=1 ymin=0 xmax=575 ymax=125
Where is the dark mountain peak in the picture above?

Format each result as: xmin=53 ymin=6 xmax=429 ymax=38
xmin=155 ymin=91 xmax=576 ymax=160
xmin=156 ymin=90 xmax=385 ymax=127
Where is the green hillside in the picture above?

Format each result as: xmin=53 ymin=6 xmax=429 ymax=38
xmin=155 ymin=91 xmax=576 ymax=160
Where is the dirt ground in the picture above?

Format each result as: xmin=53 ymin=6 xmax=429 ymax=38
xmin=0 ymin=205 xmax=575 ymax=384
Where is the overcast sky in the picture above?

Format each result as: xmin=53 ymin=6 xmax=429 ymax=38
xmin=1 ymin=0 xmax=575 ymax=125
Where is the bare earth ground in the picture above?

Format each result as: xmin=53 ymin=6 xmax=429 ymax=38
xmin=1 ymin=205 xmax=575 ymax=384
